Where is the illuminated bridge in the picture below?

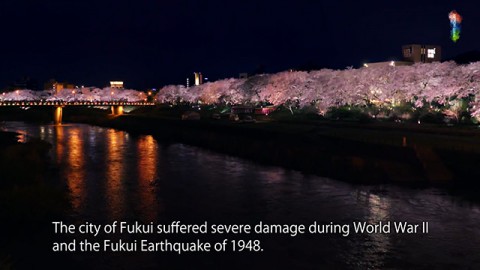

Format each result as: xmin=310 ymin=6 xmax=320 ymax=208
xmin=0 ymin=100 xmax=155 ymax=124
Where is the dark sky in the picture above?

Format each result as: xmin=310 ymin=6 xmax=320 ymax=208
xmin=0 ymin=0 xmax=478 ymax=89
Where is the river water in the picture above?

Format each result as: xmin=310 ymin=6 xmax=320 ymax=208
xmin=2 ymin=121 xmax=480 ymax=269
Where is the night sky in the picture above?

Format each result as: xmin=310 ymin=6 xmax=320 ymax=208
xmin=0 ymin=0 xmax=478 ymax=90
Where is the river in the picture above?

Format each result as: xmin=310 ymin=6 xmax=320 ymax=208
xmin=2 ymin=121 xmax=480 ymax=269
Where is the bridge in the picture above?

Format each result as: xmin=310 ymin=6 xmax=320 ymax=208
xmin=0 ymin=100 xmax=155 ymax=124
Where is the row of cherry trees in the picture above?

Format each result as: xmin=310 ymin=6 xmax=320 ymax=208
xmin=156 ymin=61 xmax=480 ymax=120
xmin=0 ymin=88 xmax=148 ymax=102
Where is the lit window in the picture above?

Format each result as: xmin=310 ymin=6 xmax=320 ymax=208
xmin=404 ymin=48 xmax=412 ymax=57
xmin=427 ymin=48 xmax=436 ymax=59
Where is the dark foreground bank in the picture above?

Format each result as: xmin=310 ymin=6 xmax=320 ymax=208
xmin=0 ymin=129 xmax=73 ymax=269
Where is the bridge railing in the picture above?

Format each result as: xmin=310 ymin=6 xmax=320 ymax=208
xmin=0 ymin=101 xmax=155 ymax=106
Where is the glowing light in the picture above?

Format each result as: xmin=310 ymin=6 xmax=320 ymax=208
xmin=110 ymin=81 xmax=124 ymax=88
xmin=449 ymin=10 xmax=462 ymax=42
xmin=194 ymin=72 xmax=202 ymax=86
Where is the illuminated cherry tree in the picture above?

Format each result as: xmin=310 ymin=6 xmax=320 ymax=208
xmin=151 ymin=60 xmax=480 ymax=120
xmin=0 ymin=88 xmax=148 ymax=102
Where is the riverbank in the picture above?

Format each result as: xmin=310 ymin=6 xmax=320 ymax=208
xmin=2 ymin=106 xmax=480 ymax=186
xmin=0 ymin=130 xmax=18 ymax=146
xmin=0 ymin=129 xmax=72 ymax=269
xmin=61 ymin=108 xmax=480 ymax=188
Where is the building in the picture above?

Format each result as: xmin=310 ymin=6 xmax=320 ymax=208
xmin=53 ymin=82 xmax=75 ymax=92
xmin=194 ymin=72 xmax=203 ymax=86
xmin=402 ymin=44 xmax=441 ymax=63
xmin=363 ymin=44 xmax=442 ymax=68
xmin=44 ymin=79 xmax=75 ymax=93
xmin=110 ymin=81 xmax=124 ymax=89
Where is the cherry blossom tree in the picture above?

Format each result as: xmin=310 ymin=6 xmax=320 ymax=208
xmin=153 ymin=61 xmax=480 ymax=120
xmin=0 ymin=88 xmax=148 ymax=102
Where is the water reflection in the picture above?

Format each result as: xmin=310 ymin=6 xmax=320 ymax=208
xmin=363 ymin=192 xmax=391 ymax=269
xmin=39 ymin=126 xmax=46 ymax=141
xmin=105 ymin=129 xmax=127 ymax=221
xmin=66 ymin=127 xmax=86 ymax=214
xmin=54 ymin=125 xmax=65 ymax=165
xmin=2 ymin=121 xmax=480 ymax=269
xmin=136 ymin=135 xmax=160 ymax=221
xmin=15 ymin=129 xmax=28 ymax=143
xmin=260 ymin=169 xmax=285 ymax=184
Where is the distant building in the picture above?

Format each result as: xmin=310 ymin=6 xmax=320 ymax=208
xmin=194 ymin=72 xmax=203 ymax=86
xmin=363 ymin=44 xmax=441 ymax=68
xmin=110 ymin=81 xmax=124 ymax=89
xmin=402 ymin=44 xmax=441 ymax=63
xmin=44 ymin=79 xmax=75 ymax=93
xmin=44 ymin=79 xmax=56 ymax=90
xmin=54 ymin=82 xmax=75 ymax=91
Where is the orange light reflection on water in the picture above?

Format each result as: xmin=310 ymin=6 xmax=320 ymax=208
xmin=105 ymin=129 xmax=126 ymax=220
xmin=137 ymin=135 xmax=160 ymax=221
xmin=66 ymin=127 xmax=86 ymax=213
xmin=54 ymin=125 xmax=64 ymax=165
xmin=15 ymin=129 xmax=27 ymax=143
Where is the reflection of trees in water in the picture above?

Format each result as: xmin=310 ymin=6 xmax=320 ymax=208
xmin=344 ymin=190 xmax=392 ymax=269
